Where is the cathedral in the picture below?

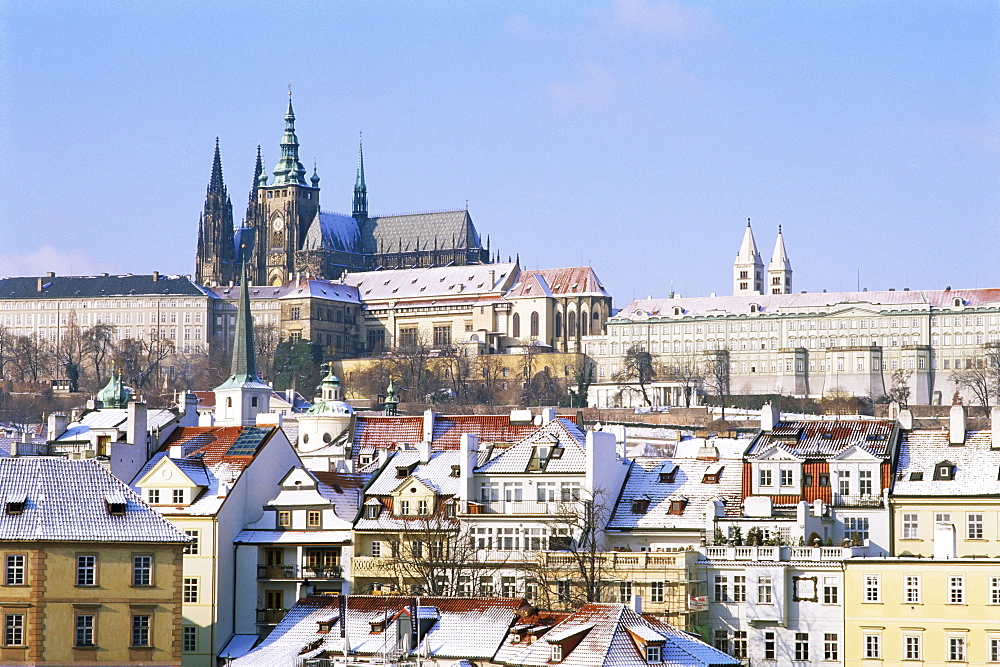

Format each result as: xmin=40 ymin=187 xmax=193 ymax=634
xmin=196 ymin=95 xmax=492 ymax=287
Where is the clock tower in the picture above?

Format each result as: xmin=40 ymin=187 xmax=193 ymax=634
xmin=254 ymin=94 xmax=320 ymax=285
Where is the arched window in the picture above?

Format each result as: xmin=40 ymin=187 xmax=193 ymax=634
xmin=530 ymin=312 xmax=540 ymax=337
xmin=568 ymin=312 xmax=577 ymax=337
xmin=226 ymin=397 xmax=233 ymax=408
xmin=512 ymin=313 xmax=521 ymax=338
xmin=251 ymin=397 xmax=258 ymax=407
xmin=581 ymin=311 xmax=590 ymax=335
xmin=555 ymin=312 xmax=563 ymax=338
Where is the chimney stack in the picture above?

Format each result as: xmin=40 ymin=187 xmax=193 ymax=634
xmin=152 ymin=271 xmax=159 ymax=282
xmin=949 ymin=404 xmax=966 ymax=445
xmin=422 ymin=409 xmax=435 ymax=443
xmin=760 ymin=402 xmax=780 ymax=431
xmin=47 ymin=413 xmax=69 ymax=440
xmin=127 ymin=400 xmax=148 ymax=455
xmin=992 ymin=406 xmax=1000 ymax=450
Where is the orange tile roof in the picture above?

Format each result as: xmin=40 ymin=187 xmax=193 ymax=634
xmin=352 ymin=414 xmax=579 ymax=452
xmin=160 ymin=426 xmax=274 ymax=470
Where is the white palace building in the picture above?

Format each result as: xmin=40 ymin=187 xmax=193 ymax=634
xmin=586 ymin=222 xmax=1000 ymax=407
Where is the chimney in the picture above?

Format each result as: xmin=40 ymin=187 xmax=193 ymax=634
xmin=36 ymin=278 xmax=43 ymax=292
xmin=198 ymin=412 xmax=215 ymax=427
xmin=949 ymin=404 xmax=966 ymax=445
xmin=540 ymin=407 xmax=556 ymax=425
xmin=459 ymin=433 xmax=479 ymax=502
xmin=127 ymin=400 xmax=148 ymax=453
xmin=631 ymin=594 xmax=642 ymax=614
xmin=417 ymin=440 xmax=432 ymax=464
xmin=169 ymin=444 xmax=185 ymax=459
xmin=46 ymin=271 xmax=55 ymax=278
xmin=760 ymin=403 xmax=779 ymax=431
xmin=934 ymin=521 xmax=956 ymax=559
xmin=422 ymin=409 xmax=435 ymax=443
xmin=152 ymin=271 xmax=159 ymax=282
xmin=992 ymin=406 xmax=1000 ymax=450
xmin=377 ymin=446 xmax=390 ymax=469
xmin=179 ymin=392 xmax=199 ymax=427
xmin=47 ymin=413 xmax=69 ymax=440
xmin=897 ymin=408 xmax=913 ymax=431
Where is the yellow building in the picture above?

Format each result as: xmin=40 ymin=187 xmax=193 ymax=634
xmin=0 ymin=457 xmax=187 ymax=666
xmin=845 ymin=557 xmax=1000 ymax=665
xmin=890 ymin=408 xmax=1000 ymax=558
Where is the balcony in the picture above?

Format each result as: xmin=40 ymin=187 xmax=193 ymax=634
xmin=702 ymin=545 xmax=866 ymax=562
xmin=463 ymin=500 xmax=578 ymax=516
xmin=257 ymin=564 xmax=343 ymax=580
xmin=256 ymin=608 xmax=287 ymax=625
xmin=830 ymin=494 xmax=884 ymax=509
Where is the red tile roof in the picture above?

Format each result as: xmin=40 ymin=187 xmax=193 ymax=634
xmin=352 ymin=414 xmax=579 ymax=452
xmin=160 ymin=426 xmax=275 ymax=471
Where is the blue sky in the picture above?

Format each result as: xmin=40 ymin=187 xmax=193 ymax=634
xmin=1 ymin=1 xmax=997 ymax=304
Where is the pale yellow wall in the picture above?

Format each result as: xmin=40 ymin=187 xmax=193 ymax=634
xmin=0 ymin=542 xmax=182 ymax=666
xmin=892 ymin=498 xmax=1000 ymax=557
xmin=845 ymin=560 xmax=1000 ymax=666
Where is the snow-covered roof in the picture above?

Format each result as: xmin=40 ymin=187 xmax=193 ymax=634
xmin=0 ymin=458 xmax=187 ymax=543
xmin=53 ymin=408 xmax=177 ymax=443
xmin=495 ymin=603 xmax=739 ymax=667
xmin=892 ymin=428 xmax=999 ymax=496
xmin=343 ymin=263 xmax=516 ymax=303
xmin=234 ymin=529 xmax=352 ymax=545
xmin=607 ymin=448 xmax=744 ymax=531
xmin=230 ymin=595 xmax=527 ymax=666
xmin=476 ymin=419 xmax=588 ymax=474
xmin=745 ymin=420 xmax=898 ymax=460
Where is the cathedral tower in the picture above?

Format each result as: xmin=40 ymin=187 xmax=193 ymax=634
xmin=195 ymin=139 xmax=236 ymax=286
xmin=767 ymin=225 xmax=792 ymax=294
xmin=252 ymin=94 xmax=321 ymax=286
xmin=733 ymin=218 xmax=764 ymax=296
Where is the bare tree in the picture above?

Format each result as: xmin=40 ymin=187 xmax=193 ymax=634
xmin=9 ymin=335 xmax=49 ymax=383
xmin=117 ymin=336 xmax=175 ymax=392
xmin=522 ymin=489 xmax=613 ymax=609
xmin=702 ymin=349 xmax=731 ymax=419
xmin=438 ymin=347 xmax=473 ymax=403
xmin=0 ymin=325 xmax=15 ymax=380
xmin=254 ymin=322 xmax=281 ymax=382
xmin=569 ymin=357 xmax=594 ymax=408
xmin=53 ymin=314 xmax=85 ymax=391
xmin=389 ymin=334 xmax=439 ymax=402
xmin=887 ymin=368 xmax=912 ymax=406
xmin=663 ymin=353 xmax=704 ymax=407
xmin=615 ymin=344 xmax=656 ymax=406
xmin=950 ymin=342 xmax=1000 ymax=407
xmin=83 ymin=324 xmax=116 ymax=385
xmin=473 ymin=353 xmax=507 ymax=405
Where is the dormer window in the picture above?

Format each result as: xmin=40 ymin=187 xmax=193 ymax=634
xmin=659 ymin=464 xmax=677 ymax=483
xmin=646 ymin=644 xmax=663 ymax=663
xmin=703 ymin=464 xmax=723 ymax=484
xmin=450 ymin=465 xmax=461 ymax=477
xmin=550 ymin=644 xmax=563 ymax=662
xmin=105 ymin=492 xmax=127 ymax=516
xmin=933 ymin=461 xmax=955 ymax=481
xmin=5 ymin=493 xmax=26 ymax=516
xmin=668 ymin=496 xmax=688 ymax=515
xmin=317 ymin=619 xmax=335 ymax=633
xmin=631 ymin=497 xmax=650 ymax=514
xmin=370 ymin=620 xmax=386 ymax=633
xmin=909 ymin=472 xmax=924 ymax=481
xmin=365 ymin=504 xmax=381 ymax=519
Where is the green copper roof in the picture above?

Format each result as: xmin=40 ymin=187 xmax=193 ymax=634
xmin=215 ymin=246 xmax=270 ymax=391
xmin=97 ymin=370 xmax=131 ymax=408
xmin=271 ymin=94 xmax=308 ymax=186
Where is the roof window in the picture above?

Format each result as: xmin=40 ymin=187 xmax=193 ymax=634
xmin=658 ymin=463 xmax=678 ymax=483
xmin=933 ymin=461 xmax=955 ymax=481
xmin=667 ymin=497 xmax=688 ymax=515
xmin=631 ymin=496 xmax=650 ymax=514
xmin=909 ymin=471 xmax=923 ymax=481
xmin=702 ymin=464 xmax=723 ymax=484
xmin=5 ymin=493 xmax=26 ymax=516
xmin=450 ymin=465 xmax=461 ymax=478
xmin=105 ymin=491 xmax=127 ymax=516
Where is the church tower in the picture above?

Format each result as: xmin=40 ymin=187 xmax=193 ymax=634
xmin=243 ymin=146 xmax=267 ymax=285
xmin=767 ymin=225 xmax=793 ymax=294
xmin=214 ymin=229 xmax=272 ymax=426
xmin=252 ymin=94 xmax=321 ymax=286
xmin=353 ymin=135 xmax=368 ymax=222
xmin=195 ymin=139 xmax=236 ymax=286
xmin=733 ymin=218 xmax=764 ymax=296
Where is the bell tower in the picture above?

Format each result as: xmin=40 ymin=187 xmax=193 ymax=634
xmin=256 ymin=93 xmax=320 ymax=286
xmin=767 ymin=225 xmax=792 ymax=294
xmin=733 ymin=218 xmax=764 ymax=296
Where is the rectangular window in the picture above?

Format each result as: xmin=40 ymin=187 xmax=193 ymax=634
xmin=864 ymin=574 xmax=880 ymax=602
xmin=714 ymin=575 xmax=728 ymax=603
xmin=949 ymin=575 xmax=964 ymax=604
xmin=758 ymin=576 xmax=772 ymax=604
xmin=905 ymin=635 xmax=921 ymax=660
xmin=650 ymin=581 xmax=664 ymax=603
xmin=764 ymin=631 xmax=776 ymax=660
xmin=371 ymin=541 xmax=381 ymax=558
xmin=132 ymin=555 xmax=152 ymax=587
xmin=5 ymin=555 xmax=25 ymax=585
xmin=399 ymin=500 xmax=410 ymax=515
xmin=307 ymin=511 xmax=321 ymax=527
xmin=713 ymin=629 xmax=728 ymax=653
xmin=147 ymin=489 xmax=160 ymax=504
xmin=859 ymin=469 xmax=873 ymax=495
xmin=991 ymin=637 xmax=1000 ymax=662
xmin=731 ymin=631 xmax=746 ymax=659
xmin=838 ymin=470 xmax=851 ymax=496
xmin=865 ymin=634 xmax=880 ymax=659
xmin=560 ymin=483 xmax=581 ymax=502
xmin=733 ymin=575 xmax=746 ymax=602
xmin=949 ymin=636 xmax=965 ymax=661
xmin=277 ymin=511 xmax=291 ymax=527
xmin=968 ymin=513 xmax=984 ymax=539
xmin=182 ymin=626 xmax=197 ymax=653
xmin=618 ymin=581 xmax=633 ymax=603
xmin=183 ymin=529 xmax=200 ymax=555
xmin=795 ymin=633 xmax=809 ymax=661
xmin=4 ymin=614 xmax=23 ymax=647
xmin=759 ymin=469 xmax=772 ymax=486
xmin=824 ymin=633 xmax=838 ymax=661
xmin=433 ymin=325 xmax=451 ymax=348
xmin=902 ymin=513 xmax=919 ymax=539
xmin=76 ymin=555 xmax=96 ymax=586
xmin=131 ymin=614 xmax=150 ymax=647
xmin=780 ymin=469 xmax=793 ymax=486
xmin=991 ymin=577 xmax=1000 ymax=605
xmin=75 ymin=614 xmax=95 ymax=647
xmin=172 ymin=489 xmax=184 ymax=504
xmin=904 ymin=575 xmax=920 ymax=603
xmin=183 ymin=577 xmax=199 ymax=603
xmin=846 ymin=517 xmax=870 ymax=543
xmin=823 ymin=576 xmax=838 ymax=604
xmin=646 ymin=644 xmax=661 ymax=663
xmin=417 ymin=500 xmax=428 ymax=515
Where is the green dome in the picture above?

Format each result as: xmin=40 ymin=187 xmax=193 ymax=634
xmin=97 ymin=370 xmax=131 ymax=408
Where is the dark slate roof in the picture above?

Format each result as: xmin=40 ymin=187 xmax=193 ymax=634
xmin=362 ymin=210 xmax=482 ymax=254
xmin=745 ymin=420 xmax=898 ymax=460
xmin=0 ymin=274 xmax=207 ymax=299
xmin=303 ymin=212 xmax=363 ymax=254
xmin=0 ymin=458 xmax=188 ymax=542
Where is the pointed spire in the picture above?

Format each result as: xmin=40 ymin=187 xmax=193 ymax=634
xmin=272 ymin=91 xmax=307 ymax=185
xmin=735 ymin=217 xmax=762 ymax=265
xmin=769 ymin=225 xmax=791 ymax=271
xmin=311 ymin=159 xmax=321 ymax=187
xmin=353 ymin=133 xmax=368 ymax=220
xmin=209 ymin=138 xmax=225 ymax=193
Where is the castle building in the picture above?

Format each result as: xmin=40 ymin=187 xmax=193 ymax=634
xmin=196 ymin=95 xmax=491 ymax=287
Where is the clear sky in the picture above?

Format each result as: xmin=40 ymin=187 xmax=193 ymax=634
xmin=1 ymin=1 xmax=997 ymax=305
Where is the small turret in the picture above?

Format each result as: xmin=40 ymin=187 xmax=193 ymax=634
xmin=384 ymin=377 xmax=399 ymax=416
xmin=311 ymin=160 xmax=320 ymax=188
xmin=97 ymin=370 xmax=132 ymax=409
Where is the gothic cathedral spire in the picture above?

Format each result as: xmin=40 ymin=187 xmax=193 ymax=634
xmin=353 ymin=134 xmax=368 ymax=221
xmin=733 ymin=218 xmax=763 ymax=296
xmin=272 ymin=93 xmax=307 ymax=186
xmin=195 ymin=138 xmax=236 ymax=286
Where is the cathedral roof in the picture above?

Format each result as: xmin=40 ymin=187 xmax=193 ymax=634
xmin=362 ymin=209 xmax=481 ymax=255
xmin=303 ymin=212 xmax=361 ymax=253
